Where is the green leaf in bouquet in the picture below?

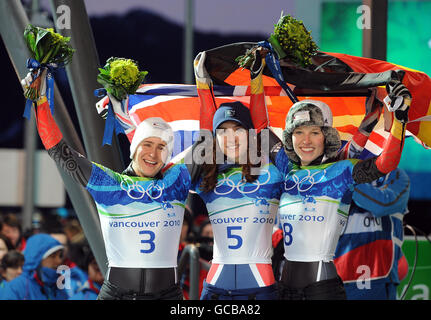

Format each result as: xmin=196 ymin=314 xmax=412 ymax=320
xmin=98 ymin=68 xmax=111 ymax=77
xmin=97 ymin=72 xmax=112 ymax=83
xmin=96 ymin=79 xmax=114 ymax=94
xmin=267 ymin=34 xmax=287 ymax=60
xmin=35 ymin=27 xmax=50 ymax=48
xmin=43 ymin=28 xmax=74 ymax=65
xmin=24 ymin=25 xmax=40 ymax=60
xmin=24 ymin=28 xmax=37 ymax=56
xmin=235 ymin=47 xmax=259 ymax=70
xmin=23 ymin=24 xmax=75 ymax=66
xmin=110 ymin=86 xmax=128 ymax=101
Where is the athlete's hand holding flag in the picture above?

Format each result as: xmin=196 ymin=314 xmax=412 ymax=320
xmin=385 ymin=79 xmax=412 ymax=124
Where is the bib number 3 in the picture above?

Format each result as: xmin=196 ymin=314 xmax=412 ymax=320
xmin=139 ymin=230 xmax=155 ymax=253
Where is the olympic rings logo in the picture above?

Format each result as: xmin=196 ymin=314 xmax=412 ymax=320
xmin=214 ymin=170 xmax=271 ymax=195
xmin=120 ymin=176 xmax=165 ymax=200
xmin=284 ymin=169 xmax=326 ymax=192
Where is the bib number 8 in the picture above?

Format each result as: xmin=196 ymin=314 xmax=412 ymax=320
xmin=227 ymin=226 xmax=243 ymax=249
xmin=282 ymin=223 xmax=293 ymax=246
xmin=139 ymin=230 xmax=155 ymax=253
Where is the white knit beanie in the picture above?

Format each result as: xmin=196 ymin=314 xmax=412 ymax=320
xmin=129 ymin=117 xmax=174 ymax=165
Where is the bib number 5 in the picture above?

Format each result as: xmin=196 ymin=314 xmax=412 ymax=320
xmin=227 ymin=226 xmax=243 ymax=249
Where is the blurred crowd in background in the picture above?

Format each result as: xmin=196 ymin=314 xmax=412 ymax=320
xmin=0 ymin=193 xmax=220 ymax=300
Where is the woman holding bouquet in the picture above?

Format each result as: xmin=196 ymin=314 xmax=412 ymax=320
xmin=22 ymin=25 xmax=191 ymax=299
xmin=178 ymin=51 xmax=285 ymax=300
xmin=246 ymin=51 xmax=412 ymax=299
xmin=22 ymin=75 xmax=191 ymax=300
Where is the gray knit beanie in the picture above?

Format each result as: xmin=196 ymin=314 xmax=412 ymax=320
xmin=282 ymin=99 xmax=341 ymax=164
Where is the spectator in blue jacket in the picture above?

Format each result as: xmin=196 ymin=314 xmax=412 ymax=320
xmin=0 ymin=233 xmax=68 ymax=300
xmin=69 ymin=253 xmax=103 ymax=300
xmin=334 ymin=168 xmax=410 ymax=299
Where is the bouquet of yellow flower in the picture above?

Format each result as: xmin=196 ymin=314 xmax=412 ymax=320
xmin=269 ymin=14 xmax=318 ymax=67
xmin=97 ymin=57 xmax=148 ymax=101
xmin=21 ymin=24 xmax=75 ymax=118
xmin=236 ymin=13 xmax=318 ymax=69
xmin=95 ymin=57 xmax=148 ymax=145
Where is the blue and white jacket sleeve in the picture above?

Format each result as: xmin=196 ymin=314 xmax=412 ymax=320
xmin=352 ymin=168 xmax=410 ymax=218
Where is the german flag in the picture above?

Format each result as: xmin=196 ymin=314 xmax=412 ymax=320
xmin=201 ymin=42 xmax=431 ymax=152
xmin=98 ymin=42 xmax=431 ymax=159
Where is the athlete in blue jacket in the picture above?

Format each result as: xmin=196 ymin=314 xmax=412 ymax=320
xmin=193 ymin=102 xmax=283 ymax=300
xmin=0 ymin=233 xmax=67 ymax=300
xmin=334 ymin=168 xmax=410 ymax=299
xmin=25 ymin=92 xmax=191 ymax=300
xmin=69 ymin=252 xmax=104 ymax=300
xmin=183 ymin=53 xmax=284 ymax=300
xmin=275 ymin=93 xmax=410 ymax=300
xmin=245 ymin=51 xmax=411 ymax=299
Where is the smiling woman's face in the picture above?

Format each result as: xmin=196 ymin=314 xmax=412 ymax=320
xmin=132 ymin=137 xmax=167 ymax=177
xmin=292 ymin=125 xmax=325 ymax=166
xmin=215 ymin=121 xmax=248 ymax=163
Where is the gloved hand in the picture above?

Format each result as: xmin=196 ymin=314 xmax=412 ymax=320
xmin=194 ymin=51 xmax=212 ymax=87
xmin=250 ymin=49 xmax=267 ymax=79
xmin=95 ymin=93 xmax=127 ymax=120
xmin=20 ymin=72 xmax=34 ymax=90
xmin=249 ymin=48 xmax=269 ymax=133
xmin=21 ymin=69 xmax=47 ymax=100
xmin=107 ymin=93 xmax=126 ymax=116
xmin=194 ymin=51 xmax=217 ymax=132
xmin=384 ymin=80 xmax=411 ymax=124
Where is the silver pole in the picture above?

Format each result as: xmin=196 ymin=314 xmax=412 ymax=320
xmin=49 ymin=0 xmax=124 ymax=170
xmin=178 ymin=244 xmax=200 ymax=300
xmin=0 ymin=0 xmax=108 ymax=274
xmin=19 ymin=0 xmax=53 ymax=232
xmin=183 ymin=0 xmax=194 ymax=84
xmin=49 ymin=0 xmax=129 ymax=275
xmin=188 ymin=244 xmax=200 ymax=300
xmin=21 ymin=109 xmax=36 ymax=232
xmin=0 ymin=0 xmax=37 ymax=233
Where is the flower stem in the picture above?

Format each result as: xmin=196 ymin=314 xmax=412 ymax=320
xmin=41 ymin=42 xmax=60 ymax=64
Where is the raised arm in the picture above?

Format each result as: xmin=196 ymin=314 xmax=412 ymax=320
xmin=352 ymin=168 xmax=410 ymax=217
xmin=338 ymin=88 xmax=383 ymax=160
xmin=352 ymin=80 xmax=411 ymax=184
xmin=34 ymin=96 xmax=92 ymax=187
xmin=173 ymin=51 xmax=219 ymax=182
xmin=194 ymin=51 xmax=217 ymax=132
xmin=249 ymin=50 xmax=269 ymax=132
xmin=248 ymin=50 xmax=286 ymax=166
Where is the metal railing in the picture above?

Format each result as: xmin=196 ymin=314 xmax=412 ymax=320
xmin=178 ymin=244 xmax=211 ymax=300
